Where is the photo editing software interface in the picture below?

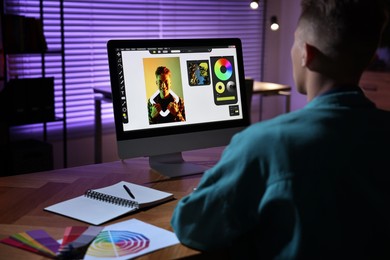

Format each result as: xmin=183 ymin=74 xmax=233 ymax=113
xmin=113 ymin=43 xmax=244 ymax=132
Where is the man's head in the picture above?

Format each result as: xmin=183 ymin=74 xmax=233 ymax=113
xmin=155 ymin=66 xmax=172 ymax=98
xmin=291 ymin=0 xmax=388 ymax=97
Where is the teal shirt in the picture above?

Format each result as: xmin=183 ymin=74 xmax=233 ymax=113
xmin=171 ymin=88 xmax=390 ymax=258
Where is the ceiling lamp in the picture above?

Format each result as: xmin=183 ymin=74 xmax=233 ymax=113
xmin=250 ymin=0 xmax=259 ymax=10
xmin=270 ymin=16 xmax=279 ymax=31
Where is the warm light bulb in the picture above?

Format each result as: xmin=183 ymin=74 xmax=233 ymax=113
xmin=270 ymin=23 xmax=279 ymax=31
xmin=250 ymin=1 xmax=259 ymax=9
xmin=270 ymin=16 xmax=279 ymax=31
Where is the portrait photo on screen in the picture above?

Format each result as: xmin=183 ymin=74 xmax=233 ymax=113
xmin=144 ymin=57 xmax=186 ymax=125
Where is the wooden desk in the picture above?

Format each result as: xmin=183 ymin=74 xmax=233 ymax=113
xmin=0 ymin=147 xmax=224 ymax=259
xmin=253 ymin=81 xmax=291 ymax=121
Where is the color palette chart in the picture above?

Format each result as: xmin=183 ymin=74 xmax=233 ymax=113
xmin=0 ymin=218 xmax=179 ymax=259
xmin=87 ymin=230 xmax=150 ymax=257
xmin=84 ymin=219 xmax=179 ymax=260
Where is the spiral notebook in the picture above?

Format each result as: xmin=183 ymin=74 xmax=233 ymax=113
xmin=44 ymin=181 xmax=174 ymax=225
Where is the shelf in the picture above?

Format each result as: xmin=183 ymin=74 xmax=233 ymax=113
xmin=6 ymin=117 xmax=63 ymax=127
xmin=1 ymin=8 xmax=67 ymax=170
xmin=4 ymin=49 xmax=62 ymax=55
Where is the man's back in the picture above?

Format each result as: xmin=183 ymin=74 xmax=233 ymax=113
xmin=238 ymin=88 xmax=390 ymax=257
xmin=171 ymin=89 xmax=390 ymax=258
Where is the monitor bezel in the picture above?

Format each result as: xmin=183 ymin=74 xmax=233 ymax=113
xmin=107 ymin=37 xmax=250 ymax=144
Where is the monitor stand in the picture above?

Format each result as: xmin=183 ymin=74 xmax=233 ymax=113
xmin=149 ymin=152 xmax=210 ymax=178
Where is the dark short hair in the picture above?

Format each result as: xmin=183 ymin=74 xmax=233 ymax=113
xmin=155 ymin=66 xmax=171 ymax=77
xmin=299 ymin=0 xmax=388 ymax=71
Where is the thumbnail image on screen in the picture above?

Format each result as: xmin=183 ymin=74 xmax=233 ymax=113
xmin=187 ymin=60 xmax=211 ymax=86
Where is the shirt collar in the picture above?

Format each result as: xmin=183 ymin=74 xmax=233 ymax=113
xmin=306 ymin=85 xmax=375 ymax=109
xmin=319 ymin=85 xmax=363 ymax=96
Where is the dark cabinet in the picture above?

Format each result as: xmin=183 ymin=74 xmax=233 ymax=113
xmin=0 ymin=13 xmax=66 ymax=175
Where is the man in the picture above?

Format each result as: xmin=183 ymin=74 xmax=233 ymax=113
xmin=148 ymin=66 xmax=185 ymax=124
xmin=171 ymin=0 xmax=390 ymax=258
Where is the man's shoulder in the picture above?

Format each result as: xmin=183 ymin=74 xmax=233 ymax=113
xmin=236 ymin=110 xmax=308 ymax=147
xmin=247 ymin=109 xmax=308 ymax=132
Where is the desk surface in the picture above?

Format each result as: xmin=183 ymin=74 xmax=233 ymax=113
xmin=93 ymin=86 xmax=112 ymax=100
xmin=252 ymin=81 xmax=291 ymax=94
xmin=0 ymin=147 xmax=225 ymax=259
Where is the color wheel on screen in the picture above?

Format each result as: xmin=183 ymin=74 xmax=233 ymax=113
xmin=214 ymin=57 xmax=233 ymax=81
xmin=211 ymin=56 xmax=237 ymax=105
xmin=86 ymin=230 xmax=150 ymax=257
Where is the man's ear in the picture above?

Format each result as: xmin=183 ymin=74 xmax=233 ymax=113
xmin=303 ymin=43 xmax=323 ymax=71
xmin=303 ymin=43 xmax=315 ymax=66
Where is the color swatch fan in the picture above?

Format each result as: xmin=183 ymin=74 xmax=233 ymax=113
xmin=0 ymin=218 xmax=179 ymax=260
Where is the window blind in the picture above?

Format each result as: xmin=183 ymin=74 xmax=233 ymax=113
xmin=4 ymin=0 xmax=265 ymax=137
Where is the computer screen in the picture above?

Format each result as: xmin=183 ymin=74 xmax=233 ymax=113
xmin=107 ymin=38 xmax=250 ymax=177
